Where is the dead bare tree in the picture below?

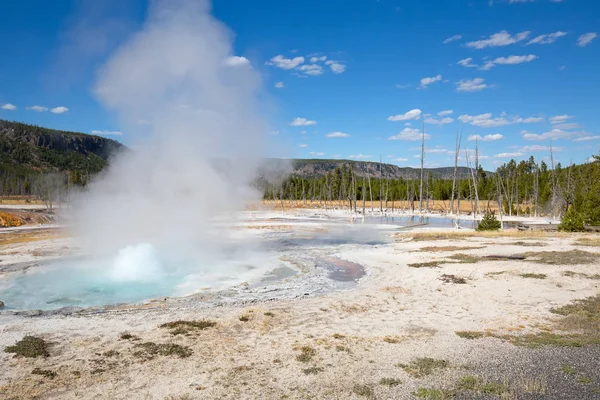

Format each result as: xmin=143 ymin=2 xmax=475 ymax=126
xmin=450 ymin=129 xmax=462 ymax=215
xmin=419 ymin=121 xmax=425 ymax=212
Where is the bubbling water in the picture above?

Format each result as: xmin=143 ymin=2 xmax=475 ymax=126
xmin=110 ymin=243 xmax=165 ymax=282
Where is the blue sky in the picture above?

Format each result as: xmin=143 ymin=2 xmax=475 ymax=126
xmin=0 ymin=0 xmax=599 ymax=170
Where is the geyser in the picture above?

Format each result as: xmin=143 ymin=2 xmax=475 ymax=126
xmin=71 ymin=0 xmax=270 ymax=279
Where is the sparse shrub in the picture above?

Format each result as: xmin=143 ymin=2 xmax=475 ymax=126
xmin=379 ymin=377 xmax=402 ymax=386
xmin=398 ymin=358 xmax=448 ymax=378
xmin=264 ymin=312 xmax=275 ymax=317
xmin=120 ymin=332 xmax=140 ymax=341
xmin=457 ymin=376 xmax=478 ymax=390
xmin=295 ymin=345 xmax=316 ymax=363
xmin=302 ymin=367 xmax=324 ymax=375
xmin=558 ymin=208 xmax=585 ymax=232
xmin=239 ymin=315 xmax=250 ymax=322
xmin=4 ymin=336 xmax=49 ymax=358
xmin=520 ymin=273 xmax=547 ymax=279
xmin=455 ymin=331 xmax=486 ymax=340
xmin=561 ymin=365 xmax=577 ymax=375
xmin=480 ymin=382 xmax=508 ymax=395
xmin=133 ymin=342 xmax=192 ymax=359
xmin=413 ymin=388 xmax=453 ymax=399
xmin=159 ymin=320 xmax=217 ymax=335
xmin=477 ymin=211 xmax=501 ymax=231
xmin=31 ymin=368 xmax=56 ymax=379
xmin=352 ymin=384 xmax=375 ymax=398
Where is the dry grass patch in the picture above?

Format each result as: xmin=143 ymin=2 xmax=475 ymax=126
xmin=408 ymin=261 xmax=445 ymax=268
xmin=523 ymin=250 xmax=598 ymax=265
xmin=507 ymin=241 xmax=547 ymax=247
xmin=415 ymin=246 xmax=484 ymax=253
xmin=456 ymin=331 xmax=486 ymax=340
xmin=562 ymin=271 xmax=600 ymax=280
xmin=295 ymin=345 xmax=317 ymax=363
xmin=575 ymin=237 xmax=600 ymax=247
xmin=0 ymin=230 xmax=65 ymax=245
xmin=381 ymin=286 xmax=411 ymax=294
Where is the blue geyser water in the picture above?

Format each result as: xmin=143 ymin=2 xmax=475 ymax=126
xmin=1 ymin=242 xmax=286 ymax=311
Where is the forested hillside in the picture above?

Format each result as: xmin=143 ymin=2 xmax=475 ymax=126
xmin=265 ymin=155 xmax=600 ymax=224
xmin=0 ymin=120 xmax=123 ymax=197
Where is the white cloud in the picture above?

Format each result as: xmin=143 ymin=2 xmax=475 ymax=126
xmin=520 ymin=145 xmax=563 ymax=152
xmin=527 ymin=31 xmax=567 ymax=45
xmin=468 ymin=134 xmax=504 ymax=141
xmin=300 ymin=130 xmax=306 ymax=134
xmin=326 ymin=131 xmax=350 ymax=138
xmin=28 ymin=105 xmax=49 ymax=112
xmin=419 ymin=74 xmax=442 ymax=89
xmin=480 ymin=54 xmax=537 ymax=70
xmin=267 ymin=55 xmax=305 ymax=69
xmin=92 ymin=130 xmax=122 ymax=136
xmin=299 ymin=144 xmax=308 ymax=148
xmin=50 ymin=106 xmax=69 ymax=114
xmin=521 ymin=129 xmax=575 ymax=141
xmin=1 ymin=103 xmax=17 ymax=110
xmin=325 ymin=60 xmax=346 ymax=74
xmin=466 ymin=30 xmax=531 ymax=49
xmin=388 ymin=109 xmax=422 ymax=121
xmin=459 ymin=113 xmax=542 ymax=128
xmin=577 ymin=32 xmax=597 ymax=47
xmin=309 ymin=151 xmax=326 ymax=156
xmin=310 ymin=56 xmax=327 ymax=63
xmin=270 ymin=130 xmax=279 ymax=135
xmin=392 ymin=157 xmax=409 ymax=162
xmin=296 ymin=64 xmax=323 ymax=76
xmin=290 ymin=117 xmax=317 ymax=126
xmin=573 ymin=136 xmax=600 ymax=142
xmin=456 ymin=78 xmax=488 ymax=92
xmin=424 ymin=116 xmax=453 ymax=125
xmin=438 ymin=110 xmax=453 ymax=116
xmin=458 ymin=58 xmax=478 ymax=68
xmin=224 ymin=56 xmax=250 ymax=67
xmin=549 ymin=114 xmax=573 ymax=124
xmin=554 ymin=123 xmax=580 ymax=130
xmin=522 ymin=117 xmax=544 ymax=123
xmin=395 ymin=84 xmax=410 ymax=89
xmin=495 ymin=152 xmax=524 ymax=158
xmin=274 ymin=81 xmax=284 ymax=89
xmin=428 ymin=148 xmax=449 ymax=153
xmin=443 ymin=34 xmax=462 ymax=44
xmin=348 ymin=154 xmax=372 ymax=159
xmin=388 ymin=127 xmax=431 ymax=141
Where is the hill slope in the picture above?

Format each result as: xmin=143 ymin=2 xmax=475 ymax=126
xmin=279 ymin=159 xmax=477 ymax=180
xmin=0 ymin=120 xmax=123 ymax=175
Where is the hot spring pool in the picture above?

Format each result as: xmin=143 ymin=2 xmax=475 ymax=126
xmin=0 ymin=242 xmax=298 ymax=311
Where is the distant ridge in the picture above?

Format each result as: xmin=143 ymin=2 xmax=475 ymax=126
xmin=265 ymin=158 xmax=479 ymax=180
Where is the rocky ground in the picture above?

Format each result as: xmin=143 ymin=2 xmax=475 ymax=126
xmin=0 ymin=209 xmax=599 ymax=399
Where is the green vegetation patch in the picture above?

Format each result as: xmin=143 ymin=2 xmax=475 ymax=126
xmin=4 ymin=336 xmax=49 ymax=358
xmin=159 ymin=319 xmax=217 ymax=335
xmin=397 ymin=358 xmax=449 ymax=378
xmin=413 ymin=388 xmax=454 ymax=399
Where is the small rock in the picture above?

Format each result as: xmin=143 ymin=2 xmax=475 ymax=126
xmin=0 ymin=300 xmax=4 ymax=309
